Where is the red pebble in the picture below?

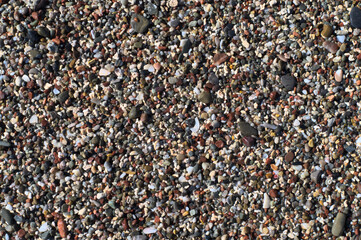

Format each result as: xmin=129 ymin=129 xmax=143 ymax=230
xmin=242 ymin=136 xmax=255 ymax=147
xmin=57 ymin=219 xmax=67 ymax=238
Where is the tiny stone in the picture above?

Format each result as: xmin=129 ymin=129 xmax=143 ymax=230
xmin=263 ymin=193 xmax=270 ymax=209
xmin=213 ymin=53 xmax=229 ymax=66
xmin=168 ymin=77 xmax=178 ymax=84
xmin=332 ymin=212 xmax=347 ymax=236
xmin=321 ymin=24 xmax=332 ymax=38
xmin=323 ymin=41 xmax=338 ymax=53
xmin=311 ymin=170 xmax=322 ymax=183
xmin=29 ymin=115 xmax=38 ymax=124
xmin=334 ymin=69 xmax=342 ymax=82
xmin=242 ymin=136 xmax=255 ymax=147
xmin=131 ymin=14 xmax=149 ymax=34
xmin=285 ymin=152 xmax=295 ymax=163
xmin=128 ymin=107 xmax=141 ymax=119
xmin=239 ymin=122 xmax=258 ymax=137
xmin=58 ymin=91 xmax=69 ymax=103
xmin=269 ymin=189 xmax=278 ymax=198
xmin=198 ymin=91 xmax=212 ymax=104
xmin=99 ymin=68 xmax=111 ymax=76
xmin=0 ymin=209 xmax=16 ymax=226
xmin=281 ymin=74 xmax=296 ymax=91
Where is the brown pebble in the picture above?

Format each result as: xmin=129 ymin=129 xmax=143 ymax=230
xmin=215 ymin=140 xmax=224 ymax=148
xmin=323 ymin=41 xmax=338 ymax=54
xmin=140 ymin=113 xmax=148 ymax=123
xmin=57 ymin=219 xmax=67 ymax=238
xmin=269 ymin=189 xmax=278 ymax=198
xmin=269 ymin=91 xmax=278 ymax=100
xmin=242 ymin=136 xmax=255 ymax=147
xmin=284 ymin=151 xmax=294 ymax=163
xmin=18 ymin=229 xmax=26 ymax=238
xmin=134 ymin=5 xmax=141 ymax=14
xmin=31 ymin=11 xmax=38 ymax=20
xmin=213 ymin=53 xmax=229 ymax=66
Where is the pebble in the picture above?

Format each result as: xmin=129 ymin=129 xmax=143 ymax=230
xmin=99 ymin=69 xmax=111 ymax=76
xmin=198 ymin=91 xmax=212 ymax=104
xmin=323 ymin=41 xmax=338 ymax=53
xmin=213 ymin=53 xmax=229 ymax=66
xmin=321 ymin=24 xmax=332 ymax=38
xmin=0 ymin=209 xmax=16 ymax=226
xmin=239 ymin=122 xmax=258 ymax=137
xmin=57 ymin=219 xmax=67 ymax=238
xmin=281 ymin=74 xmax=296 ymax=91
xmin=263 ymin=193 xmax=270 ymax=209
xmin=351 ymin=7 xmax=361 ymax=29
xmin=168 ymin=77 xmax=178 ymax=84
xmin=332 ymin=210 xmax=348 ymax=236
xmin=143 ymin=226 xmax=157 ymax=234
xmin=29 ymin=115 xmax=38 ymax=124
xmin=58 ymin=91 xmax=69 ymax=103
xmin=131 ymin=14 xmax=149 ymax=34
xmin=285 ymin=152 xmax=295 ymax=163
xmin=242 ymin=136 xmax=255 ymax=147
xmin=334 ymin=69 xmax=343 ymax=82
xmin=128 ymin=107 xmax=141 ymax=119
xmin=311 ymin=170 xmax=322 ymax=183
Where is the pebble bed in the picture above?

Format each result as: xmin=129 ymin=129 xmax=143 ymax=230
xmin=1 ymin=0 xmax=361 ymax=239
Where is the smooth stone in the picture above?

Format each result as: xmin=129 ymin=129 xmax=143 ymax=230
xmin=242 ymin=136 xmax=255 ymax=147
xmin=213 ymin=53 xmax=229 ymax=66
xmin=29 ymin=115 xmax=38 ymax=124
xmin=263 ymin=193 xmax=270 ymax=209
xmin=0 ymin=209 xmax=16 ymax=226
xmin=323 ymin=41 xmax=338 ymax=53
xmin=176 ymin=154 xmax=185 ymax=161
xmin=321 ymin=24 xmax=332 ymax=38
xmin=337 ymin=35 xmax=345 ymax=43
xmin=104 ymin=64 xmax=115 ymax=72
xmin=40 ymin=231 xmax=52 ymax=240
xmin=311 ymin=170 xmax=322 ymax=183
xmin=131 ymin=14 xmax=149 ymax=34
xmin=27 ymin=30 xmax=41 ymax=44
xmin=332 ymin=212 xmax=347 ymax=236
xmin=169 ymin=19 xmax=180 ymax=28
xmin=104 ymin=161 xmax=112 ymax=172
xmin=239 ymin=122 xmax=258 ymax=137
xmin=198 ymin=91 xmax=212 ymax=104
xmin=37 ymin=26 xmax=50 ymax=38
xmin=39 ymin=222 xmax=50 ymax=232
xmin=181 ymin=39 xmax=192 ymax=53
xmin=147 ymin=3 xmax=158 ymax=15
xmin=281 ymin=74 xmax=296 ymax=91
xmin=143 ymin=226 xmax=157 ymax=234
xmin=99 ymin=69 xmax=111 ymax=76
xmin=58 ymin=91 xmax=69 ymax=103
xmin=133 ymin=42 xmax=142 ymax=49
xmin=168 ymin=77 xmax=178 ymax=84
xmin=284 ymin=151 xmax=295 ymax=163
xmin=129 ymin=107 xmax=141 ymax=119
xmin=334 ymin=69 xmax=342 ymax=82
xmin=15 ymin=77 xmax=22 ymax=86
xmin=351 ymin=7 xmax=361 ymax=29
xmin=208 ymin=72 xmax=219 ymax=85
xmin=132 ymin=235 xmax=147 ymax=240
xmin=28 ymin=49 xmax=41 ymax=59
xmin=0 ymin=141 xmax=10 ymax=149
